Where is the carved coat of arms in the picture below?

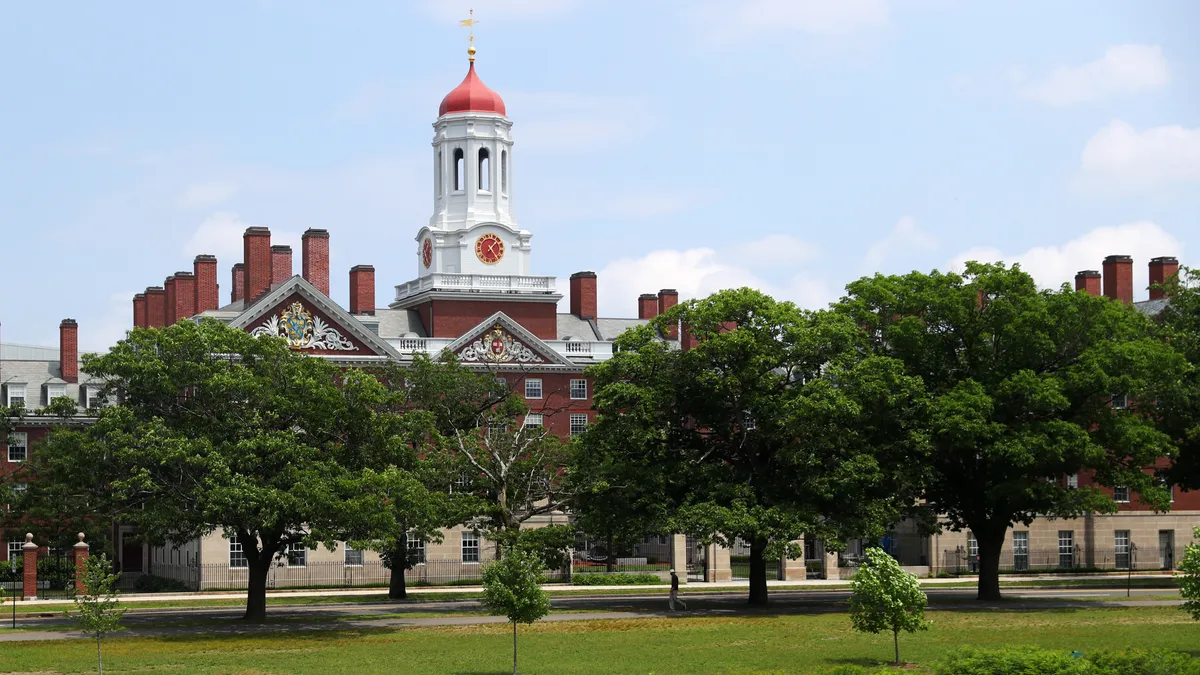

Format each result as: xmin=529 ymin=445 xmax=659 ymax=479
xmin=251 ymin=301 xmax=358 ymax=351
xmin=460 ymin=325 xmax=543 ymax=364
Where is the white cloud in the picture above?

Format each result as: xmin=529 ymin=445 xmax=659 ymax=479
xmin=1016 ymin=44 xmax=1169 ymax=107
xmin=184 ymin=212 xmax=301 ymax=263
xmin=420 ymin=0 xmax=579 ymax=22
xmin=862 ymin=217 xmax=938 ymax=270
xmin=948 ymin=221 xmax=1183 ymax=297
xmin=594 ymin=236 xmax=836 ymax=317
xmin=694 ymin=0 xmax=889 ymax=42
xmin=729 ymin=234 xmax=820 ymax=269
xmin=1075 ymin=120 xmax=1200 ymax=195
xmin=179 ymin=180 xmax=240 ymax=209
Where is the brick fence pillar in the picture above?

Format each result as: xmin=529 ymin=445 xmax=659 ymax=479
xmin=21 ymin=533 xmax=38 ymax=601
xmin=73 ymin=533 xmax=90 ymax=594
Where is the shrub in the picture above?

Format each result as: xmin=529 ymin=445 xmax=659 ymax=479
xmin=1088 ymin=648 xmax=1200 ymax=675
xmin=933 ymin=646 xmax=1094 ymax=675
xmin=133 ymin=574 xmax=190 ymax=593
xmin=571 ymin=572 xmax=664 ymax=586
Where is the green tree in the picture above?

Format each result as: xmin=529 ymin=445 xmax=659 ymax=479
xmin=849 ymin=547 xmax=929 ymax=664
xmin=837 ymin=262 xmax=1183 ymax=600
xmin=63 ymin=319 xmax=367 ymax=621
xmin=481 ymin=547 xmax=552 ymax=675
xmin=67 ymin=554 xmax=126 ymax=675
xmin=1180 ymin=526 xmax=1200 ymax=621
xmin=1154 ymin=267 xmax=1200 ymax=492
xmin=585 ymin=288 xmax=929 ymax=606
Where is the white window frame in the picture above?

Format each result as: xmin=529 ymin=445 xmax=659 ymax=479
xmin=524 ymin=413 xmax=543 ymax=428
xmin=1113 ymin=486 xmax=1130 ymax=503
xmin=5 ymin=383 xmax=26 ymax=408
xmin=462 ymin=531 xmax=480 ymax=564
xmin=407 ymin=532 xmax=426 ymax=565
xmin=7 ymin=432 xmax=27 ymax=463
xmin=1114 ymin=530 xmax=1131 ymax=569
xmin=283 ymin=543 xmax=307 ymax=568
xmin=7 ymin=541 xmax=22 ymax=567
xmin=344 ymin=543 xmax=364 ymax=567
xmin=1058 ymin=530 xmax=1075 ymax=568
xmin=85 ymin=385 xmax=103 ymax=409
xmin=569 ymin=413 xmax=588 ymax=436
xmin=229 ymin=535 xmax=248 ymax=569
xmin=524 ymin=378 xmax=542 ymax=400
xmin=569 ymin=379 xmax=587 ymax=400
xmin=1111 ymin=393 xmax=1129 ymax=409
xmin=1066 ymin=473 xmax=1078 ymax=489
xmin=45 ymin=383 xmax=67 ymax=404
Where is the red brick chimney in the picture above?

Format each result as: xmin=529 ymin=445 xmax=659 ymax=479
xmin=658 ymin=289 xmax=679 ymax=339
xmin=1074 ymin=270 xmax=1101 ymax=296
xmin=638 ymin=293 xmax=659 ymax=319
xmin=1102 ymin=255 xmax=1133 ymax=304
xmin=193 ymin=255 xmax=219 ymax=314
xmin=1148 ymin=256 xmax=1179 ymax=301
xmin=133 ymin=293 xmax=147 ymax=328
xmin=145 ymin=287 xmax=166 ymax=328
xmin=271 ymin=245 xmax=293 ymax=285
xmin=59 ymin=319 xmax=78 ymax=384
xmin=349 ymin=265 xmax=375 ymax=315
xmin=243 ymin=227 xmax=272 ymax=304
xmin=164 ymin=276 xmax=178 ymax=325
xmin=173 ymin=271 xmax=197 ymax=321
xmin=570 ymin=272 xmax=598 ymax=320
xmin=231 ymin=263 xmax=246 ymax=304
xmin=302 ymin=229 xmax=331 ymax=296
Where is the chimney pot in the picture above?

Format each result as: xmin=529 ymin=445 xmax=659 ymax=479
xmin=59 ymin=319 xmax=79 ymax=384
xmin=1148 ymin=256 xmax=1180 ymax=301
xmin=145 ymin=287 xmax=166 ymax=328
xmin=231 ymin=263 xmax=246 ymax=304
xmin=349 ymin=265 xmax=376 ymax=315
xmin=1074 ymin=270 xmax=1101 ymax=296
xmin=638 ymin=293 xmax=659 ymax=320
xmin=302 ymin=229 xmax=331 ymax=296
xmin=132 ymin=293 xmax=147 ymax=328
xmin=1102 ymin=255 xmax=1134 ymax=304
xmin=193 ymin=254 xmax=219 ymax=314
xmin=569 ymin=271 xmax=598 ymax=321
xmin=243 ymin=227 xmax=272 ymax=304
xmin=270 ymin=245 xmax=293 ymax=285
xmin=172 ymin=271 xmax=197 ymax=322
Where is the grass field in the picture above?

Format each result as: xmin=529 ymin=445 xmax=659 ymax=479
xmin=3 ymin=605 xmax=1197 ymax=674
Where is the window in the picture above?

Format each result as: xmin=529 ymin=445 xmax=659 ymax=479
xmin=1066 ymin=473 xmax=1078 ymax=489
xmin=1115 ymin=530 xmax=1131 ymax=569
xmin=1058 ymin=530 xmax=1075 ymax=568
xmin=229 ymin=535 xmax=248 ymax=569
xmin=7 ymin=432 xmax=27 ymax=463
xmin=744 ymin=413 xmax=758 ymax=430
xmin=478 ymin=147 xmax=490 ymax=191
xmin=570 ymin=379 xmax=587 ymax=400
xmin=453 ymin=148 xmax=465 ymax=191
xmin=1113 ymin=486 xmax=1130 ymax=503
xmin=524 ymin=378 xmax=542 ymax=399
xmin=436 ymin=151 xmax=442 ymax=196
xmin=284 ymin=543 xmax=307 ymax=567
xmin=7 ymin=541 xmax=22 ymax=567
xmin=496 ymin=376 xmax=507 ymax=388
xmin=85 ymin=386 xmax=103 ymax=409
xmin=407 ymin=532 xmax=426 ymax=565
xmin=570 ymin=413 xmax=588 ymax=436
xmin=1111 ymin=393 xmax=1128 ymax=409
xmin=501 ymin=150 xmax=508 ymax=193
xmin=486 ymin=420 xmax=506 ymax=437
xmin=524 ymin=413 xmax=543 ymax=428
xmin=5 ymin=383 xmax=26 ymax=408
xmin=1159 ymin=477 xmax=1174 ymax=503
xmin=966 ymin=532 xmax=979 ymax=572
xmin=46 ymin=383 xmax=67 ymax=404
xmin=462 ymin=531 xmax=480 ymax=563
xmin=1013 ymin=532 xmax=1029 ymax=571
xmin=344 ymin=543 xmax=363 ymax=567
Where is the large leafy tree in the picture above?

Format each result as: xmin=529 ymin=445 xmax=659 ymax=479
xmin=584 ymin=288 xmax=929 ymax=605
xmin=55 ymin=319 xmax=369 ymax=621
xmin=1155 ymin=267 xmax=1200 ymax=491
xmin=837 ymin=262 xmax=1182 ymax=600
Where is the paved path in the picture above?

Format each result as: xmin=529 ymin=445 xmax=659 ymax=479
xmin=0 ymin=587 xmax=1181 ymax=643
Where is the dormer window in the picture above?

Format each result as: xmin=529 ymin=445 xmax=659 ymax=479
xmin=85 ymin=385 xmax=104 ymax=410
xmin=46 ymin=383 xmax=67 ymax=405
xmin=5 ymin=383 xmax=26 ymax=408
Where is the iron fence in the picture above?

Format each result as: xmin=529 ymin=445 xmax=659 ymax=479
xmin=940 ymin=544 xmax=1192 ymax=575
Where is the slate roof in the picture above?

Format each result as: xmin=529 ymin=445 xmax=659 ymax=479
xmin=375 ymin=309 xmax=427 ymax=338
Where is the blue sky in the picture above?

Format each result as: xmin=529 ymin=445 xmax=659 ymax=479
xmin=1 ymin=0 xmax=1197 ymax=350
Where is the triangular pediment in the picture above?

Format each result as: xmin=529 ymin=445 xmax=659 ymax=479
xmin=444 ymin=312 xmax=574 ymax=367
xmin=228 ymin=276 xmax=400 ymax=360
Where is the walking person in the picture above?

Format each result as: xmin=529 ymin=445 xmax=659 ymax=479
xmin=669 ymin=569 xmax=687 ymax=611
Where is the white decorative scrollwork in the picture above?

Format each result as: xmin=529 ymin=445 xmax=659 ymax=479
xmin=459 ymin=325 xmax=544 ymax=364
xmin=250 ymin=302 xmax=358 ymax=351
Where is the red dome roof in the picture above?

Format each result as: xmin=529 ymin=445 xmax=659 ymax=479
xmin=438 ymin=62 xmax=506 ymax=117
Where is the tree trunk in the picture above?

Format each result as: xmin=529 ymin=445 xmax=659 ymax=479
xmin=893 ymin=628 xmax=899 ymax=664
xmin=512 ymin=621 xmax=518 ymax=675
xmin=747 ymin=537 xmax=769 ymax=606
xmin=389 ymin=538 xmax=408 ymax=600
xmin=606 ymin=532 xmax=614 ymax=573
xmin=244 ymin=558 xmax=271 ymax=622
xmin=975 ymin=527 xmax=1006 ymax=601
xmin=97 ymin=637 xmax=103 ymax=675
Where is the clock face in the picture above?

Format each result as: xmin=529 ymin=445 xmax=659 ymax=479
xmin=421 ymin=238 xmax=433 ymax=269
xmin=475 ymin=233 xmax=505 ymax=265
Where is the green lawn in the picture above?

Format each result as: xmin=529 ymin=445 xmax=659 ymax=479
xmin=3 ymin=606 xmax=1197 ymax=674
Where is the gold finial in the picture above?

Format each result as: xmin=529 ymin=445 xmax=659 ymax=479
xmin=459 ymin=9 xmax=479 ymax=62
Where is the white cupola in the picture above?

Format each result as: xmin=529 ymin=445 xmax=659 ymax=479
xmin=416 ymin=47 xmax=532 ymax=279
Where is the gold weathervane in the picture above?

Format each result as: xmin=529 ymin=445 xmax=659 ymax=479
xmin=459 ymin=9 xmax=479 ymax=61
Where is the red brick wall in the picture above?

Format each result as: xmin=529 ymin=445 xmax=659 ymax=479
xmin=1077 ymin=466 xmax=1200 ymax=511
xmin=145 ymin=288 xmax=166 ymax=327
xmin=569 ymin=272 xmax=597 ymax=320
xmin=1075 ymin=271 xmax=1101 ymax=296
xmin=349 ymin=265 xmax=375 ymax=315
xmin=502 ymin=373 xmax=593 ymax=442
xmin=638 ymin=294 xmax=658 ymax=319
xmin=193 ymin=255 xmax=219 ymax=314
xmin=1148 ymin=257 xmax=1179 ymax=301
xmin=232 ymin=263 xmax=246 ymax=303
xmin=271 ymin=245 xmax=293 ymax=285
xmin=0 ymin=426 xmax=48 ymax=477
xmin=658 ymin=289 xmax=679 ymax=339
xmin=430 ymin=299 xmax=558 ymax=340
xmin=1103 ymin=255 xmax=1133 ymax=304
xmin=164 ymin=276 xmax=177 ymax=325
xmin=133 ymin=294 xmax=147 ymax=328
xmin=302 ymin=229 xmax=331 ymax=297
xmin=174 ymin=272 xmax=196 ymax=321
xmin=244 ymin=227 xmax=272 ymax=303
xmin=59 ymin=319 xmax=78 ymax=383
